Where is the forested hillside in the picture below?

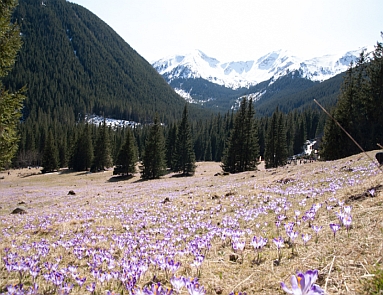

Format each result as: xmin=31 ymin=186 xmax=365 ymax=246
xmin=4 ymin=0 xmax=188 ymax=125
xmin=252 ymin=71 xmax=344 ymax=116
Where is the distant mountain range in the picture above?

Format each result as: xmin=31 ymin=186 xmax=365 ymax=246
xmin=152 ymin=48 xmax=371 ymax=114
xmin=152 ymin=48 xmax=368 ymax=89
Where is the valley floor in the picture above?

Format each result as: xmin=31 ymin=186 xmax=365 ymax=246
xmin=1 ymin=152 xmax=383 ymax=294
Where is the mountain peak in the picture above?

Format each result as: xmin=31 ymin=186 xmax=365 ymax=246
xmin=153 ymin=48 xmax=368 ymax=89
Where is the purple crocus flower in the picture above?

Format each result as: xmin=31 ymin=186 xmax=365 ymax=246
xmin=86 ymin=282 xmax=96 ymax=293
xmin=312 ymin=225 xmax=323 ymax=243
xmin=301 ymin=233 xmax=311 ymax=246
xmin=273 ymin=237 xmax=284 ymax=250
xmin=273 ymin=237 xmax=284 ymax=261
xmin=251 ymin=236 xmax=267 ymax=250
xmin=281 ymin=269 xmax=324 ymax=294
xmin=342 ymin=215 xmax=352 ymax=233
xmin=170 ymin=276 xmax=187 ymax=293
xmin=75 ymin=276 xmax=87 ymax=287
xmin=329 ymin=223 xmax=341 ymax=239
xmin=232 ymin=240 xmax=246 ymax=252
xmin=251 ymin=236 xmax=268 ymax=264
xmin=186 ymin=281 xmax=205 ymax=295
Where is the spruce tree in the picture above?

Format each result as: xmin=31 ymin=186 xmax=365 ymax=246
xmin=92 ymin=119 xmax=112 ymax=171
xmin=264 ymin=108 xmax=288 ymax=168
xmin=173 ymin=104 xmax=196 ymax=176
xmin=322 ymin=38 xmax=383 ymax=160
xmin=0 ymin=0 xmax=26 ymax=169
xmin=366 ymin=37 xmax=383 ymax=148
xmin=141 ymin=115 xmax=167 ymax=179
xmin=165 ymin=123 xmax=177 ymax=170
xmin=114 ymin=128 xmax=137 ymax=176
xmin=222 ymin=97 xmax=259 ymax=173
xmin=41 ymin=130 xmax=59 ymax=173
xmin=70 ymin=123 xmax=93 ymax=171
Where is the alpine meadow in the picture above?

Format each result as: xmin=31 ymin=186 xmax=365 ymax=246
xmin=1 ymin=0 xmax=383 ymax=294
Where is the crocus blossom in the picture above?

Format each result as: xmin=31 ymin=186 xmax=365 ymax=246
xmin=281 ymin=269 xmax=324 ymax=295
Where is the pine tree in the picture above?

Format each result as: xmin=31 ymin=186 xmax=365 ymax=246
xmin=173 ymin=104 xmax=196 ymax=176
xmin=141 ymin=115 xmax=167 ymax=179
xmin=222 ymin=97 xmax=259 ymax=173
xmin=0 ymin=0 xmax=26 ymax=169
xmin=114 ymin=128 xmax=137 ymax=176
xmin=41 ymin=130 xmax=59 ymax=173
xmin=92 ymin=119 xmax=112 ymax=171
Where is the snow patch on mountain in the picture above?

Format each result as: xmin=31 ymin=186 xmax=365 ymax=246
xmin=86 ymin=115 xmax=140 ymax=129
xmin=153 ymin=47 xmax=372 ymax=90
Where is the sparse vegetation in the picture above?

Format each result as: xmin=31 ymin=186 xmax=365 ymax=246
xmin=1 ymin=151 xmax=382 ymax=294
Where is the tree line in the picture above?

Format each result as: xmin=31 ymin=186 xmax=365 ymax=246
xmin=29 ymin=100 xmax=326 ymax=177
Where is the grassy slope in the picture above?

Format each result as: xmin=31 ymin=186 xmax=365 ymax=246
xmin=1 ymin=151 xmax=382 ymax=294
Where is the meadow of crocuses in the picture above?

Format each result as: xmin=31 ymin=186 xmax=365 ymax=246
xmin=1 ymin=151 xmax=382 ymax=295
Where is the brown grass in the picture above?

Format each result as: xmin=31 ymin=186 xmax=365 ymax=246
xmin=0 ymin=151 xmax=382 ymax=294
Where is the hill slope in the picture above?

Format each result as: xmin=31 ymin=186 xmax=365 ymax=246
xmin=5 ymin=0 xmax=189 ymax=124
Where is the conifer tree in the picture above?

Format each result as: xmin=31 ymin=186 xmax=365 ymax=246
xmin=165 ymin=122 xmax=177 ymax=170
xmin=92 ymin=119 xmax=112 ymax=171
xmin=114 ymin=128 xmax=137 ymax=176
xmin=0 ymin=0 xmax=26 ymax=169
xmin=264 ymin=108 xmax=288 ymax=168
xmin=41 ymin=130 xmax=59 ymax=173
xmin=141 ymin=115 xmax=166 ymax=179
xmin=173 ymin=104 xmax=196 ymax=176
xmin=366 ymin=38 xmax=383 ymax=147
xmin=70 ymin=123 xmax=93 ymax=171
xmin=222 ymin=97 xmax=259 ymax=173
xmin=322 ymin=36 xmax=383 ymax=160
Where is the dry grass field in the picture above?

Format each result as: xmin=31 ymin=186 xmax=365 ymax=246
xmin=1 ymin=151 xmax=383 ymax=294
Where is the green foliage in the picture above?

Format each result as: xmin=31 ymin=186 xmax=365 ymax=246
xmin=141 ymin=115 xmax=167 ymax=180
xmin=41 ymin=129 xmax=58 ymax=173
xmin=69 ymin=123 xmax=93 ymax=171
xmin=322 ymin=37 xmax=383 ymax=160
xmin=363 ymin=267 xmax=383 ymax=294
xmin=264 ymin=108 xmax=288 ymax=168
xmin=165 ymin=122 xmax=177 ymax=170
xmin=222 ymin=98 xmax=260 ymax=173
xmin=172 ymin=105 xmax=196 ymax=175
xmin=0 ymin=0 xmax=25 ymax=169
xmin=241 ymin=70 xmax=343 ymax=117
xmin=5 ymin=0 xmax=186 ymax=125
xmin=114 ymin=128 xmax=137 ymax=176
xmin=92 ymin=120 xmax=112 ymax=171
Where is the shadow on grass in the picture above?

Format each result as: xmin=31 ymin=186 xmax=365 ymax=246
xmin=58 ymin=169 xmax=90 ymax=176
xmin=171 ymin=173 xmax=194 ymax=178
xmin=108 ymin=175 xmax=134 ymax=182
xmin=19 ymin=171 xmax=42 ymax=178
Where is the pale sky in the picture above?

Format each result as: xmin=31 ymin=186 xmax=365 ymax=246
xmin=69 ymin=0 xmax=383 ymax=63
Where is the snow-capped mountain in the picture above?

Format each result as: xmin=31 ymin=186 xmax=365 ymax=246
xmin=152 ymin=48 xmax=370 ymax=90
